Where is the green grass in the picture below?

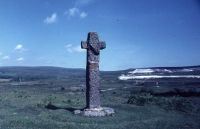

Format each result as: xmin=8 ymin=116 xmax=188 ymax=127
xmin=0 ymin=77 xmax=200 ymax=129
xmin=0 ymin=83 xmax=200 ymax=129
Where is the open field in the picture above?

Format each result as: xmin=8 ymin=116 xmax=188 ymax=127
xmin=0 ymin=66 xmax=200 ymax=129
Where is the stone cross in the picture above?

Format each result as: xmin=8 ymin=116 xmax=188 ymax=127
xmin=74 ymin=32 xmax=114 ymax=116
xmin=81 ymin=32 xmax=106 ymax=109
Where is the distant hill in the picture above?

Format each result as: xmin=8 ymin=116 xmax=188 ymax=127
xmin=125 ymin=65 xmax=200 ymax=71
xmin=0 ymin=65 xmax=200 ymax=81
xmin=0 ymin=66 xmax=85 ymax=74
xmin=0 ymin=66 xmax=85 ymax=81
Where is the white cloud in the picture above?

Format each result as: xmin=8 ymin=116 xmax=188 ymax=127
xmin=65 ymin=44 xmax=85 ymax=53
xmin=2 ymin=56 xmax=10 ymax=60
xmin=14 ymin=44 xmax=26 ymax=52
xmin=17 ymin=57 xmax=24 ymax=61
xmin=69 ymin=8 xmax=79 ymax=16
xmin=65 ymin=44 xmax=74 ymax=53
xmin=44 ymin=13 xmax=57 ymax=24
xmin=15 ymin=44 xmax=23 ymax=50
xmin=65 ymin=8 xmax=87 ymax=19
xmin=73 ymin=45 xmax=85 ymax=52
xmin=80 ymin=12 xmax=87 ymax=18
xmin=65 ymin=44 xmax=72 ymax=48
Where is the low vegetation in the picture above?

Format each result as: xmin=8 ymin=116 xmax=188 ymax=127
xmin=0 ymin=67 xmax=199 ymax=129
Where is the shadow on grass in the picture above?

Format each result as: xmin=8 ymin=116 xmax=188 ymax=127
xmin=45 ymin=103 xmax=82 ymax=113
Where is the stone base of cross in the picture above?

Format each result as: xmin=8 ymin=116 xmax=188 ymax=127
xmin=74 ymin=107 xmax=115 ymax=117
xmin=74 ymin=32 xmax=114 ymax=117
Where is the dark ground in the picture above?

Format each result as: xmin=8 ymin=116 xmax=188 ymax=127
xmin=0 ymin=66 xmax=200 ymax=129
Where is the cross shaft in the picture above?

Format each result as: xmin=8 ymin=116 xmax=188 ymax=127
xmin=81 ymin=32 xmax=106 ymax=109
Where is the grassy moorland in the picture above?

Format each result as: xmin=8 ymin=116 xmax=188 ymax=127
xmin=0 ymin=66 xmax=200 ymax=129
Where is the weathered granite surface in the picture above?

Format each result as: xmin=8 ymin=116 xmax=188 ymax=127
xmin=81 ymin=32 xmax=106 ymax=109
xmin=77 ymin=32 xmax=114 ymax=116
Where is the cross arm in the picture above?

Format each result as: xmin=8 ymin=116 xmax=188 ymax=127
xmin=99 ymin=41 xmax=106 ymax=50
xmin=81 ymin=41 xmax=87 ymax=49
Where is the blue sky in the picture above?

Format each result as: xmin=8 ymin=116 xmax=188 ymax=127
xmin=0 ymin=0 xmax=200 ymax=70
